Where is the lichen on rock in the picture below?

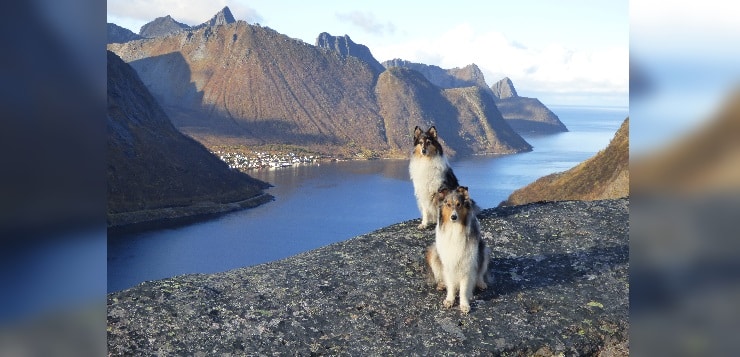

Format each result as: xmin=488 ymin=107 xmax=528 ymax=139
xmin=107 ymin=198 xmax=628 ymax=355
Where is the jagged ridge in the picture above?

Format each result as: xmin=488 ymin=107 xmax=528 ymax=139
xmin=108 ymin=18 xmax=532 ymax=158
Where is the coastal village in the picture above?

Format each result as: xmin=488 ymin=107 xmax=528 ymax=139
xmin=212 ymin=150 xmax=322 ymax=171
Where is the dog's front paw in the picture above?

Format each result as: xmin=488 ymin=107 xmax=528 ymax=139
xmin=418 ymin=222 xmax=428 ymax=229
xmin=436 ymin=282 xmax=446 ymax=291
xmin=476 ymin=281 xmax=488 ymax=290
xmin=443 ymin=299 xmax=454 ymax=309
xmin=460 ymin=303 xmax=470 ymax=314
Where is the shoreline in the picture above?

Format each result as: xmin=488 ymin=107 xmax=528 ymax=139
xmin=107 ymin=193 xmax=274 ymax=236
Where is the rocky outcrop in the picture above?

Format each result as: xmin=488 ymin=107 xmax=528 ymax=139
xmin=504 ymin=118 xmax=629 ymax=206
xmin=106 ymin=50 xmax=271 ymax=229
xmin=491 ymin=76 xmax=518 ymax=99
xmin=315 ymin=32 xmax=385 ymax=75
xmin=107 ymin=23 xmax=143 ymax=44
xmin=107 ymin=198 xmax=628 ymax=355
xmin=383 ymin=59 xmax=491 ymax=92
xmin=196 ymin=6 xmax=236 ymax=28
xmin=138 ymin=15 xmax=189 ymax=38
xmin=490 ymin=77 xmax=568 ymax=134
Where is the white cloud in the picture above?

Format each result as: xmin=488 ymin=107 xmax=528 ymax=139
xmin=335 ymin=11 xmax=395 ymax=36
xmin=372 ymin=23 xmax=628 ymax=106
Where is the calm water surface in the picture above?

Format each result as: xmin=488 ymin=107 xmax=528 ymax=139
xmin=107 ymin=106 xmax=628 ymax=292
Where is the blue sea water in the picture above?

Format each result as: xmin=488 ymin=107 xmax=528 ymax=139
xmin=107 ymin=105 xmax=628 ymax=292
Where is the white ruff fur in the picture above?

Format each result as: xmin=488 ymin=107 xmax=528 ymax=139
xmin=435 ymin=222 xmax=480 ymax=313
xmin=409 ymin=154 xmax=451 ymax=227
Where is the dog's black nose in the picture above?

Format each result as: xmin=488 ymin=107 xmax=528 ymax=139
xmin=451 ymin=214 xmax=457 ymax=221
xmin=421 ymin=148 xmax=427 ymax=155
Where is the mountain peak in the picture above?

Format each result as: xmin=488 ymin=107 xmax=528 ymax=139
xmin=491 ymin=77 xmax=518 ymax=99
xmin=139 ymin=14 xmax=189 ymax=38
xmin=200 ymin=6 xmax=236 ymax=27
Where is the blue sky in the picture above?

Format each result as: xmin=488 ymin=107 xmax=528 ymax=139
xmin=108 ymin=0 xmax=628 ymax=107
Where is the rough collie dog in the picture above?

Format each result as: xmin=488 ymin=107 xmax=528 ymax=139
xmin=409 ymin=126 xmax=459 ymax=229
xmin=425 ymin=186 xmax=490 ymax=314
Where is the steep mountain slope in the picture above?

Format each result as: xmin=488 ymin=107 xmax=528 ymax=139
xmin=107 ymin=50 xmax=270 ymax=227
xmin=375 ymin=67 xmax=530 ymax=157
xmin=442 ymin=86 xmax=532 ymax=154
xmin=503 ymin=118 xmax=629 ymax=206
xmin=110 ymin=22 xmax=388 ymax=155
xmin=108 ymin=18 xmax=532 ymax=158
xmin=107 ymin=23 xmax=143 ymax=44
xmin=316 ymin=32 xmax=385 ymax=75
xmin=491 ymin=77 xmax=568 ymax=133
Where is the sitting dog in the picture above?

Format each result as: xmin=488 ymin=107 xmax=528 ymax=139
xmin=425 ymin=186 xmax=490 ymax=314
xmin=409 ymin=126 xmax=459 ymax=229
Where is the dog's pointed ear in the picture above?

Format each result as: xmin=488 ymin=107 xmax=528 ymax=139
xmin=413 ymin=126 xmax=423 ymax=141
xmin=427 ymin=126 xmax=438 ymax=139
xmin=457 ymin=186 xmax=471 ymax=205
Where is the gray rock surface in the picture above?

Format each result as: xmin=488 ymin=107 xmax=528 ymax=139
xmin=491 ymin=77 xmax=519 ymax=99
xmin=107 ymin=199 xmax=628 ymax=355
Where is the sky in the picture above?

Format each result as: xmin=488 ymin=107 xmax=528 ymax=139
xmin=108 ymin=0 xmax=628 ymax=107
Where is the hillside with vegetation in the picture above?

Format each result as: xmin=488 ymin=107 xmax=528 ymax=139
xmin=503 ymin=118 xmax=629 ymax=206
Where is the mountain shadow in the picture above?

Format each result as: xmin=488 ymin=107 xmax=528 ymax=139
xmin=107 ymin=50 xmax=271 ymax=230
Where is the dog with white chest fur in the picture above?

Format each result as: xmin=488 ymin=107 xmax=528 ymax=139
xmin=409 ymin=126 xmax=459 ymax=229
xmin=425 ymin=186 xmax=490 ymax=314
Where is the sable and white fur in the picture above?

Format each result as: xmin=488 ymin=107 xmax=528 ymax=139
xmin=409 ymin=126 xmax=459 ymax=229
xmin=425 ymin=186 xmax=490 ymax=314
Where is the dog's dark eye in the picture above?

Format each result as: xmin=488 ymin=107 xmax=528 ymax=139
xmin=456 ymin=202 xmax=461 ymax=207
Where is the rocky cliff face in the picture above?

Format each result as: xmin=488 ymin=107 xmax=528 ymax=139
xmin=490 ymin=77 xmax=568 ymax=134
xmin=138 ymin=15 xmax=189 ymax=38
xmin=383 ymin=59 xmax=491 ymax=92
xmin=106 ymin=50 xmax=271 ymax=229
xmin=504 ymin=118 xmax=629 ymax=206
xmin=107 ymin=198 xmax=629 ymax=355
xmin=107 ymin=23 xmax=143 ymax=44
xmin=491 ymin=76 xmax=518 ymax=99
xmin=315 ymin=32 xmax=385 ymax=75
xmin=108 ymin=17 xmax=531 ymax=158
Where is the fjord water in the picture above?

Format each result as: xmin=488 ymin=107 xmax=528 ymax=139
xmin=107 ymin=106 xmax=627 ymax=292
